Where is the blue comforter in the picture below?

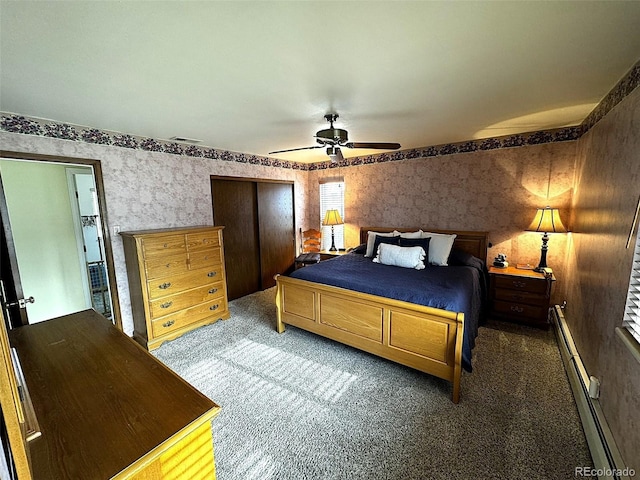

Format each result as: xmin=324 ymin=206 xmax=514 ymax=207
xmin=288 ymin=251 xmax=487 ymax=372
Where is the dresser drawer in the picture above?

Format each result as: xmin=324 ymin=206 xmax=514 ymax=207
xmin=187 ymin=231 xmax=221 ymax=251
xmin=493 ymin=275 xmax=548 ymax=294
xmin=149 ymin=282 xmax=225 ymax=318
xmin=147 ymin=268 xmax=224 ymax=300
xmin=151 ymin=299 xmax=228 ymax=337
xmin=142 ymin=235 xmax=186 ymax=256
xmin=145 ymin=253 xmax=189 ymax=279
xmin=492 ymin=300 xmax=547 ymax=321
xmin=189 ymin=247 xmax=223 ymax=269
xmin=493 ymin=288 xmax=547 ymax=306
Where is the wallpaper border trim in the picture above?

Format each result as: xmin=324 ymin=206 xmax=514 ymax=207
xmin=1 ymin=60 xmax=638 ymax=170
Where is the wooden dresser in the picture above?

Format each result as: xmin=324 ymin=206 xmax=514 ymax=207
xmin=489 ymin=266 xmax=555 ymax=328
xmin=4 ymin=309 xmax=220 ymax=479
xmin=120 ymin=226 xmax=229 ymax=350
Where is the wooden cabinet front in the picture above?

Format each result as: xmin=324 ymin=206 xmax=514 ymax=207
xmin=121 ymin=226 xmax=230 ymax=350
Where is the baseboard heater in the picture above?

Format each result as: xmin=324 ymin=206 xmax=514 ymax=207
xmin=551 ymin=305 xmax=632 ymax=480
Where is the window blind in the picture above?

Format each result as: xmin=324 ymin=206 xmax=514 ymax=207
xmin=623 ymin=229 xmax=640 ymax=343
xmin=319 ymin=180 xmax=345 ymax=251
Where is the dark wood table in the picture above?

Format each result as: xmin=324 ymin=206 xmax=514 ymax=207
xmin=9 ymin=309 xmax=220 ymax=479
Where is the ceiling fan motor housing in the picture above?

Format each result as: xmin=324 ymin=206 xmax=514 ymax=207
xmin=316 ymin=127 xmax=348 ymax=144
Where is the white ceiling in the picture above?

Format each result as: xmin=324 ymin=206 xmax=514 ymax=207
xmin=2 ymin=1 xmax=640 ymax=164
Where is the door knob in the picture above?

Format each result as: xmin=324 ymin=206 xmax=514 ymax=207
xmin=7 ymin=296 xmax=35 ymax=308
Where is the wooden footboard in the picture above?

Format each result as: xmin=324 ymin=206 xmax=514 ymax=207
xmin=275 ymin=274 xmax=464 ymax=403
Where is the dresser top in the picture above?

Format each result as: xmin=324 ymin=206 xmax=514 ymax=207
xmin=489 ymin=265 xmax=555 ymax=281
xmin=10 ymin=310 xmax=220 ymax=479
xmin=119 ymin=225 xmax=223 ymax=237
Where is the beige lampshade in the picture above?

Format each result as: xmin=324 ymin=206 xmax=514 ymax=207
xmin=526 ymin=207 xmax=567 ymax=233
xmin=322 ymin=209 xmax=344 ymax=226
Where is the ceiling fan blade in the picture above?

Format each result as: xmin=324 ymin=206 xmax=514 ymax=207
xmin=268 ymin=145 xmax=324 ymax=154
xmin=344 ymin=142 xmax=401 ymax=150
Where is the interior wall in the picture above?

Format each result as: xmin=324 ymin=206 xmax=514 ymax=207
xmin=0 ymin=132 xmax=308 ymax=335
xmin=307 ymin=141 xmax=576 ymax=304
xmin=0 ymin=159 xmax=87 ymax=322
xmin=564 ymin=85 xmax=640 ymax=470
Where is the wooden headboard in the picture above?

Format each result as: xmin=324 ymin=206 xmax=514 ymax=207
xmin=359 ymin=227 xmax=489 ymax=262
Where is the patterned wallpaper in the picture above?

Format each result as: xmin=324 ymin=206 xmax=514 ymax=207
xmin=0 ymin=132 xmax=307 ymax=335
xmin=307 ymin=141 xmax=576 ymax=301
xmin=564 ymin=85 xmax=640 ymax=470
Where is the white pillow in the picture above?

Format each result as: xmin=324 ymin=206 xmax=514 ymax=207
xmin=399 ymin=230 xmax=423 ymax=239
xmin=373 ymin=244 xmax=426 ymax=270
xmin=365 ymin=230 xmax=399 ymax=257
xmin=420 ymin=231 xmax=457 ymax=266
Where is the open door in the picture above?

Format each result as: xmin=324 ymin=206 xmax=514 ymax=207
xmin=0 ymin=192 xmax=28 ymax=328
xmin=0 ymin=151 xmax=121 ymax=329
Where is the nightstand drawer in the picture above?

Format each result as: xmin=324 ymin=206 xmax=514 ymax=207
xmin=492 ymin=300 xmax=548 ymax=321
xmin=493 ymin=275 xmax=548 ymax=294
xmin=493 ymin=288 xmax=547 ymax=306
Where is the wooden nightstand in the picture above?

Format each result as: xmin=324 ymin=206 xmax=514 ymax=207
xmin=488 ymin=266 xmax=555 ymax=329
xmin=319 ymin=249 xmax=349 ymax=261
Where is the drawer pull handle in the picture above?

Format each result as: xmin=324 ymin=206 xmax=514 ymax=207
xmin=162 ymin=320 xmax=175 ymax=328
xmin=512 ymin=280 xmax=527 ymax=288
xmin=209 ymin=288 xmax=218 ymax=294
xmin=510 ymin=305 xmax=525 ymax=313
xmin=159 ymin=282 xmax=172 ymax=290
xmin=210 ymin=304 xmax=219 ymax=311
xmin=207 ymin=271 xmax=217 ymax=277
xmin=160 ymin=301 xmax=173 ymax=309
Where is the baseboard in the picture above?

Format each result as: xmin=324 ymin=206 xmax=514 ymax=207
xmin=551 ymin=305 xmax=633 ymax=480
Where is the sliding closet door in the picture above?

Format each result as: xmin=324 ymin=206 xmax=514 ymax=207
xmin=211 ymin=179 xmax=261 ymax=300
xmin=257 ymin=182 xmax=295 ymax=289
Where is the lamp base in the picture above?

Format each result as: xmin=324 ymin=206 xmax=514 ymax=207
xmin=329 ymin=225 xmax=337 ymax=251
xmin=534 ymin=232 xmax=549 ymax=273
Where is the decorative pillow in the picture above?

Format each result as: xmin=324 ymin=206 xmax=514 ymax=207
xmin=373 ymin=244 xmax=426 ymax=270
xmin=365 ymin=230 xmax=399 ymax=257
xmin=372 ymin=235 xmax=400 ymax=258
xmin=350 ymin=243 xmax=367 ymax=254
xmin=399 ymin=230 xmax=423 ymax=239
xmin=420 ymin=231 xmax=457 ymax=266
xmin=398 ymin=237 xmax=431 ymax=262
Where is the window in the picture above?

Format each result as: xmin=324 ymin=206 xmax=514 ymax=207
xmin=623 ymin=227 xmax=640 ymax=344
xmin=319 ymin=178 xmax=345 ymax=251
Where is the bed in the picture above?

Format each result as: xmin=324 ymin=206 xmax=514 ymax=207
xmin=275 ymin=227 xmax=489 ymax=403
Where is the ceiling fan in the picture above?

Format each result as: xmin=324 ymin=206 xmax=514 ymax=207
xmin=269 ymin=113 xmax=401 ymax=162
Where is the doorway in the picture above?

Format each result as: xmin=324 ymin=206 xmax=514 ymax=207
xmin=0 ymin=151 xmax=121 ymax=329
